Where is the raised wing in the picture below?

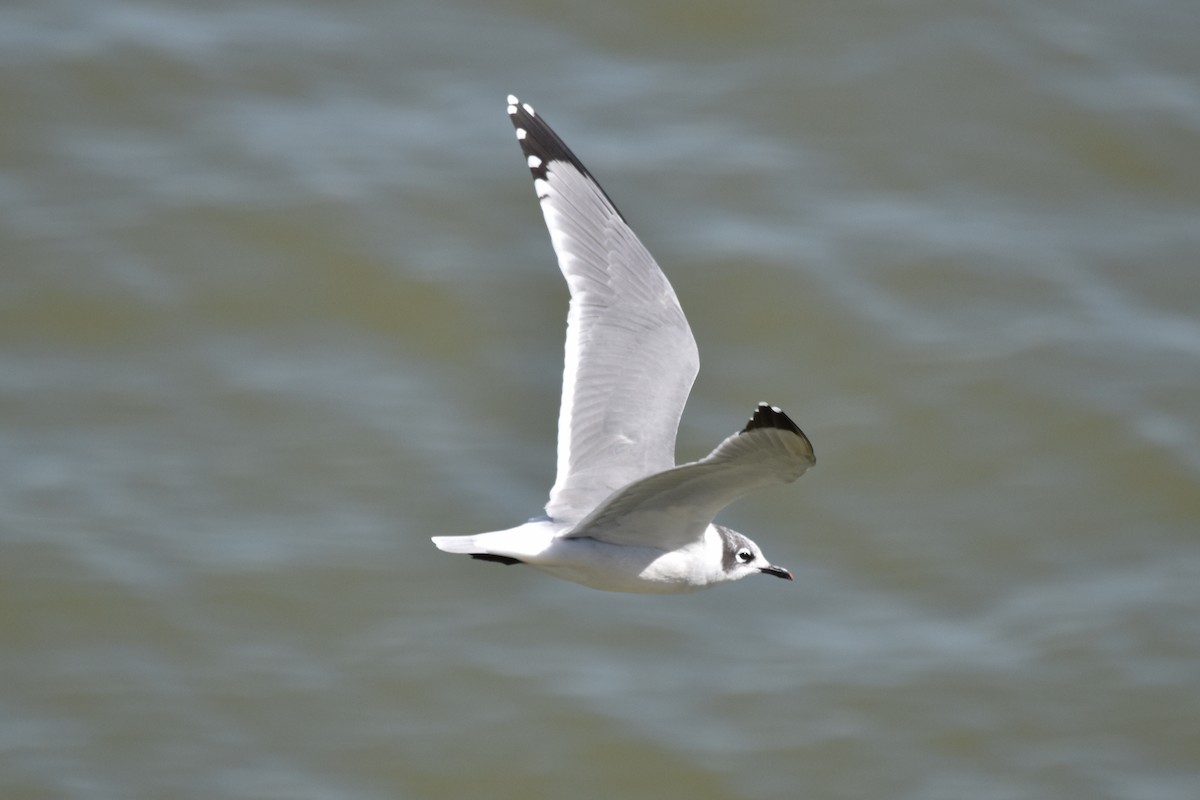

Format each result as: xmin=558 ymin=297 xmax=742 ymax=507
xmin=565 ymin=404 xmax=815 ymax=551
xmin=506 ymin=96 xmax=700 ymax=522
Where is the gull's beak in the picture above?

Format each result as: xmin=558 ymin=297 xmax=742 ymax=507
xmin=759 ymin=564 xmax=793 ymax=581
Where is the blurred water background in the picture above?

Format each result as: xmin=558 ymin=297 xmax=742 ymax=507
xmin=2 ymin=1 xmax=1198 ymax=798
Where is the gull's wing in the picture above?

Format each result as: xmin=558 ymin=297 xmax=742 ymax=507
xmin=565 ymin=404 xmax=815 ymax=551
xmin=506 ymin=96 xmax=700 ymax=523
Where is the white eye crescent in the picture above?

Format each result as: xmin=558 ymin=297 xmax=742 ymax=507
xmin=736 ymin=548 xmax=754 ymax=564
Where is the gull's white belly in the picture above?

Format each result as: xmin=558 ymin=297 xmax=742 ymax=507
xmin=529 ymin=534 xmax=721 ymax=594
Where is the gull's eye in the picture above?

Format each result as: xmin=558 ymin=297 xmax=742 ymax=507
xmin=735 ymin=548 xmax=754 ymax=564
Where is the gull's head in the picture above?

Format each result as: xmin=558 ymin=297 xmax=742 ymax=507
xmin=717 ymin=526 xmax=793 ymax=584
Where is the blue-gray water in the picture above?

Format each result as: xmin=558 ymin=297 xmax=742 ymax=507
xmin=2 ymin=1 xmax=1198 ymax=798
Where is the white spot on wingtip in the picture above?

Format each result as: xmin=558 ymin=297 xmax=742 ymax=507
xmin=527 ymin=155 xmax=542 ymax=169
xmin=533 ymin=178 xmax=550 ymax=197
xmin=522 ymin=102 xmax=535 ymax=116
xmin=507 ymin=104 xmax=517 ymax=115
xmin=506 ymin=94 xmax=518 ymax=105
xmin=515 ymin=128 xmax=527 ymax=140
xmin=772 ymin=405 xmax=782 ymax=413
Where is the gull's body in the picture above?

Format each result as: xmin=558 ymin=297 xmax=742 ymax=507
xmin=431 ymin=96 xmax=815 ymax=593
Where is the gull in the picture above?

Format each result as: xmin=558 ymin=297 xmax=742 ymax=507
xmin=431 ymin=96 xmax=815 ymax=593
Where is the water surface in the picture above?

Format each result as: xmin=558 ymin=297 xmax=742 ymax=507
xmin=2 ymin=1 xmax=1198 ymax=798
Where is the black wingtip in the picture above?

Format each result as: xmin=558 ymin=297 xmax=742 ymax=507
xmin=504 ymin=94 xmax=627 ymax=219
xmin=742 ymin=402 xmax=805 ymax=437
xmin=470 ymin=553 xmax=524 ymax=566
xmin=506 ymin=95 xmax=553 ymax=181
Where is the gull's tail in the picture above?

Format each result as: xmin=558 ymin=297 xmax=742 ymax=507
xmin=432 ymin=521 xmax=559 ymax=566
xmin=432 ymin=534 xmax=524 ymax=565
xmin=430 ymin=534 xmax=482 ymax=554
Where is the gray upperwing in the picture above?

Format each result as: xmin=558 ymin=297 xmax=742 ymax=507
xmin=506 ymin=97 xmax=700 ymax=523
xmin=565 ymin=404 xmax=815 ymax=551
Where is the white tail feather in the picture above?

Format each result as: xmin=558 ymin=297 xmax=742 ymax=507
xmin=431 ymin=535 xmax=482 ymax=554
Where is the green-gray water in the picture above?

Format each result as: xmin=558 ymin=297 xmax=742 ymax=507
xmin=3 ymin=1 xmax=1198 ymax=798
